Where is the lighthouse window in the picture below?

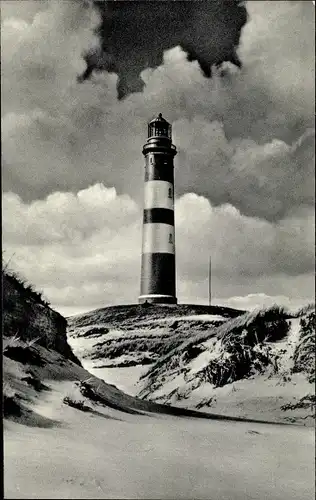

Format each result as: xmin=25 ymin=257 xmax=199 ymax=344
xmin=154 ymin=127 xmax=168 ymax=137
xmin=169 ymin=234 xmax=173 ymax=244
xmin=168 ymin=188 xmax=172 ymax=198
xmin=150 ymin=157 xmax=153 ymax=164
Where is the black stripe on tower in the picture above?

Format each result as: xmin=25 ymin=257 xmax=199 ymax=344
xmin=143 ymin=208 xmax=174 ymax=225
xmin=140 ymin=253 xmax=176 ymax=298
xmin=145 ymin=158 xmax=174 ymax=183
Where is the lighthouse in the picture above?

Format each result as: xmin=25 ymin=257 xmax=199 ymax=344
xmin=139 ymin=113 xmax=177 ymax=304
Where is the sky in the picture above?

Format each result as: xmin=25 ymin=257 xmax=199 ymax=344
xmin=2 ymin=0 xmax=315 ymax=316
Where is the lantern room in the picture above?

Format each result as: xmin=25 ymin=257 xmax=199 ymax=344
xmin=148 ymin=113 xmax=172 ymax=139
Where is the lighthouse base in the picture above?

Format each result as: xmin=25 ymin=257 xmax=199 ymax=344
xmin=138 ymin=294 xmax=177 ymax=305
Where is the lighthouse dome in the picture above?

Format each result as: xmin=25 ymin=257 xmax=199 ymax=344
xmin=149 ymin=113 xmax=169 ymax=124
xmin=148 ymin=113 xmax=172 ymax=139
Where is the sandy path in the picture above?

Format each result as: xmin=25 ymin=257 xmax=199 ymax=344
xmin=4 ymin=408 xmax=314 ymax=500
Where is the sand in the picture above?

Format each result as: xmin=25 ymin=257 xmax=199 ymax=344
xmin=4 ymin=378 xmax=315 ymax=500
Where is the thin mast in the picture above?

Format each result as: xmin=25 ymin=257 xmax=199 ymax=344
xmin=209 ymin=256 xmax=211 ymax=306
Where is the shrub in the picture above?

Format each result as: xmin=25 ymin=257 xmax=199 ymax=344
xmin=292 ymin=312 xmax=315 ymax=382
xmin=295 ymin=304 xmax=315 ymax=318
xmin=79 ymin=327 xmax=109 ymax=338
xmin=142 ymin=306 xmax=290 ymax=394
xmin=2 ymin=334 xmax=21 ymax=352
xmin=3 ymin=395 xmax=22 ymax=418
xmin=2 ymin=381 xmax=22 ymax=418
xmin=3 ymin=345 xmax=45 ymax=366
xmin=184 ymin=344 xmax=205 ymax=362
xmin=3 ymin=265 xmax=50 ymax=307
xmin=63 ymin=396 xmax=92 ymax=412
xmin=21 ymin=374 xmax=50 ymax=392
xmin=281 ymin=394 xmax=315 ymax=414
xmin=201 ymin=343 xmax=272 ymax=388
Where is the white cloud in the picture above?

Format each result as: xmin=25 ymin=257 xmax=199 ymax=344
xmin=1 ymin=1 xmax=99 ymax=115
xmin=176 ymin=193 xmax=314 ymax=280
xmin=2 ymin=185 xmax=141 ymax=299
xmin=0 ymin=0 xmax=49 ymax=23
xmin=2 ymin=185 xmax=314 ymax=313
xmin=213 ymin=294 xmax=312 ymax=314
xmin=3 ymin=183 xmax=139 ymax=245
xmin=239 ymin=1 xmax=315 ymax=123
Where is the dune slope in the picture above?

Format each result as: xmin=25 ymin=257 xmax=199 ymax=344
xmin=68 ymin=304 xmax=315 ymax=425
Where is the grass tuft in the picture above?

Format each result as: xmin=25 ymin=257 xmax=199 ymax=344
xmin=63 ymin=396 xmax=92 ymax=412
xmin=2 ymin=261 xmax=50 ymax=307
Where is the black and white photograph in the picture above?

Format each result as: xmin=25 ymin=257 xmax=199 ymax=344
xmin=2 ymin=0 xmax=315 ymax=498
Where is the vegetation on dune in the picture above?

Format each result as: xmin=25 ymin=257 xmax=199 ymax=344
xmin=292 ymin=311 xmax=315 ymax=383
xmin=3 ymin=394 xmax=23 ymax=418
xmin=79 ymin=316 xmax=226 ymax=365
xmin=21 ymin=374 xmax=50 ymax=392
xmin=295 ymin=303 xmax=315 ymax=317
xmin=3 ymin=381 xmax=21 ymax=419
xmin=78 ymin=327 xmax=109 ymax=338
xmin=199 ymin=306 xmax=291 ymax=388
xmin=63 ymin=396 xmax=93 ymax=413
xmin=143 ymin=307 xmax=288 ymax=376
xmin=96 ymin=357 xmax=153 ymax=368
xmin=3 ymin=265 xmax=66 ymax=341
xmin=68 ymin=301 xmax=314 ymax=422
xmin=2 ymin=263 xmax=81 ymax=366
xmin=2 ymin=260 xmax=50 ymax=308
xmin=281 ymin=394 xmax=315 ymax=415
xmin=90 ymin=332 xmax=191 ymax=361
xmin=77 ymin=380 xmax=140 ymax=415
xmin=3 ymin=344 xmax=46 ymax=367
xmin=140 ymin=306 xmax=293 ymax=396
xmin=201 ymin=342 xmax=271 ymax=389
xmin=68 ymin=303 xmax=243 ymax=329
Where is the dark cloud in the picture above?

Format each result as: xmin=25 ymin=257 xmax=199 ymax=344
xmin=174 ymin=122 xmax=315 ymax=222
xmin=2 ymin=1 xmax=314 ymax=221
xmin=80 ymin=0 xmax=247 ymax=98
xmin=1 ymin=1 xmax=314 ymax=222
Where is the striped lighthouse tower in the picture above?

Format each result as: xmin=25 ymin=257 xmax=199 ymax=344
xmin=139 ymin=113 xmax=177 ymax=305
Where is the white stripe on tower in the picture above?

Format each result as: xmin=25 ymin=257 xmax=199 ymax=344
xmin=142 ymin=223 xmax=175 ymax=254
xmin=142 ymin=179 xmax=175 ymax=254
xmin=144 ymin=181 xmax=174 ymax=210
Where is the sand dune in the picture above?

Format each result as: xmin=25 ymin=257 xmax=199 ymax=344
xmin=4 ymin=342 xmax=315 ymax=499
